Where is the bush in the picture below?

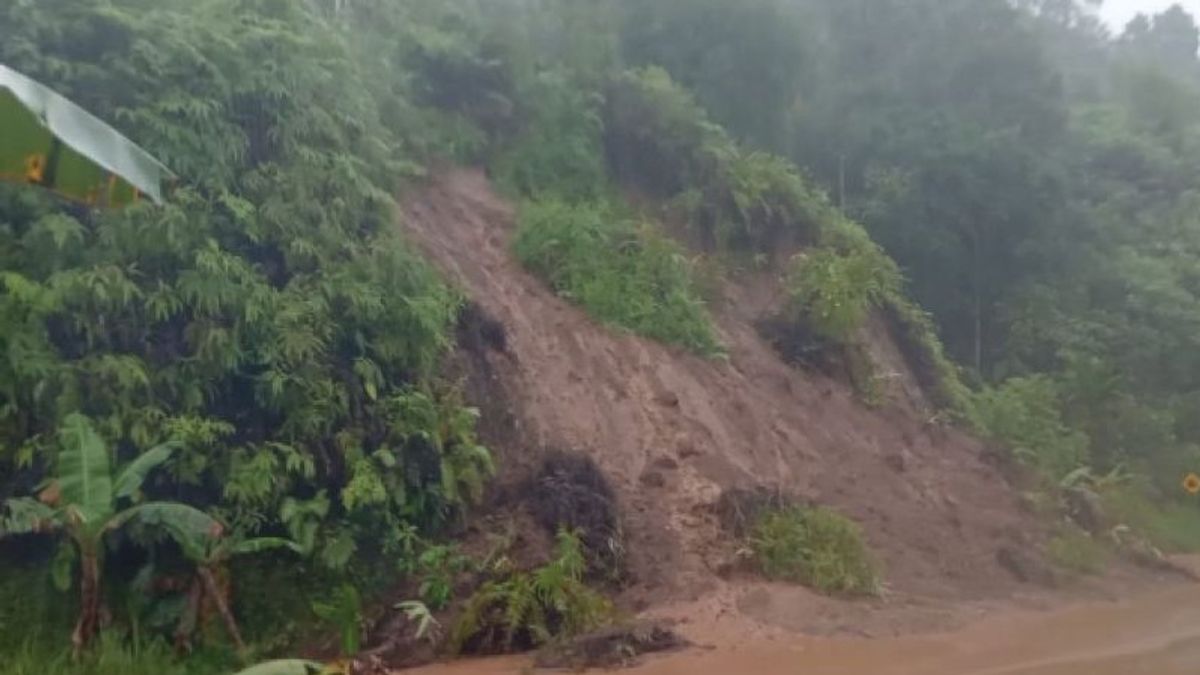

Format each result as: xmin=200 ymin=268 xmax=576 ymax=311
xmin=514 ymin=199 xmax=722 ymax=355
xmin=492 ymin=71 xmax=607 ymax=202
xmin=750 ymin=506 xmax=881 ymax=596
xmin=1046 ymin=529 xmax=1110 ymax=576
xmin=604 ymin=67 xmax=832 ymax=254
xmin=971 ymin=376 xmax=1090 ymax=482
xmin=786 ymin=233 xmax=900 ymax=342
xmin=1101 ymin=486 xmax=1200 ymax=554
xmin=450 ymin=530 xmax=612 ymax=654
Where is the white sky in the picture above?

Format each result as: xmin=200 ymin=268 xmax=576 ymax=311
xmin=1100 ymin=0 xmax=1200 ymax=30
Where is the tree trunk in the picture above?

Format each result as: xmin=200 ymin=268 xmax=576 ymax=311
xmin=199 ymin=565 xmax=246 ymax=653
xmin=174 ymin=576 xmax=203 ymax=653
xmin=72 ymin=551 xmax=101 ymax=656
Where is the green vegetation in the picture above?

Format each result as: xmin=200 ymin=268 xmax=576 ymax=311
xmin=450 ymin=530 xmax=612 ymax=654
xmin=0 ymin=633 xmax=230 ymax=675
xmin=971 ymin=377 xmax=1091 ymax=483
xmin=786 ymin=228 xmax=900 ymax=342
xmin=1046 ymin=529 xmax=1111 ymax=576
xmin=8 ymin=0 xmax=1200 ymax=667
xmin=514 ymin=199 xmax=722 ymax=355
xmin=750 ymin=506 xmax=881 ymax=596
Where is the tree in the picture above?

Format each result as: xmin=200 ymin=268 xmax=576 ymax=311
xmin=0 ymin=414 xmax=212 ymax=653
xmin=172 ymin=526 xmax=301 ymax=653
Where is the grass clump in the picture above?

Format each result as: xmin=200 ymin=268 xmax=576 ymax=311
xmin=450 ymin=529 xmax=613 ymax=654
xmin=750 ymin=506 xmax=881 ymax=596
xmin=1046 ymin=529 xmax=1110 ymax=576
xmin=0 ymin=633 xmax=227 ymax=675
xmin=514 ymin=199 xmax=722 ymax=355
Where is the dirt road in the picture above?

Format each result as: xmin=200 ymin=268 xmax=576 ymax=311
xmin=409 ymin=580 xmax=1200 ymax=675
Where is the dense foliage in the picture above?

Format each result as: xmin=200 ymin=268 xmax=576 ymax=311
xmin=9 ymin=0 xmax=1200 ymax=668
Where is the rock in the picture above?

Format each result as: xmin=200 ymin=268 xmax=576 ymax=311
xmin=996 ymin=546 xmax=1056 ymax=586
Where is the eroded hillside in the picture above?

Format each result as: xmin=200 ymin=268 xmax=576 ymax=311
xmin=402 ymin=169 xmax=1051 ymax=634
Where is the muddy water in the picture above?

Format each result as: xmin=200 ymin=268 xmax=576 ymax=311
xmin=411 ymin=583 xmax=1200 ymax=675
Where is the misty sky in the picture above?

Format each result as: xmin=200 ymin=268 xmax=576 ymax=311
xmin=1100 ymin=0 xmax=1200 ymax=30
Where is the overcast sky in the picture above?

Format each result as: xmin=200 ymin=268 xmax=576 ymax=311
xmin=1100 ymin=0 xmax=1200 ymax=31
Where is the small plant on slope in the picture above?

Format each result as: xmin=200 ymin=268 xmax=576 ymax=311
xmin=450 ymin=529 xmax=612 ymax=654
xmin=750 ymin=506 xmax=881 ymax=596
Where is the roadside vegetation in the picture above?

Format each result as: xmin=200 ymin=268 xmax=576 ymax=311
xmin=6 ymin=0 xmax=1200 ymax=671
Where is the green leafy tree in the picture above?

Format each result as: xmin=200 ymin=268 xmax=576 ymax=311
xmin=0 ymin=414 xmax=209 ymax=653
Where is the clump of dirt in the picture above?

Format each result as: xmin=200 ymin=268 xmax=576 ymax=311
xmin=529 ymin=451 xmax=624 ymax=580
xmin=399 ymin=169 xmax=1056 ymax=638
xmin=533 ymin=622 xmax=689 ymax=670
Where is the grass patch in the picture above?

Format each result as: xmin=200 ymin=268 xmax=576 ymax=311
xmin=0 ymin=633 xmax=228 ymax=675
xmin=750 ymin=506 xmax=881 ymax=596
xmin=514 ymin=199 xmax=722 ymax=355
xmin=1101 ymin=487 xmax=1200 ymax=554
xmin=1046 ymin=529 xmax=1110 ymax=576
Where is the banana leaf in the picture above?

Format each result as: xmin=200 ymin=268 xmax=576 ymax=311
xmin=0 ymin=63 xmax=173 ymax=206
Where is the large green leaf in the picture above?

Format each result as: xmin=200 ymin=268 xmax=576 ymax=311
xmin=0 ymin=497 xmax=59 ymax=536
xmin=0 ymin=63 xmax=173 ymax=206
xmin=109 ymin=502 xmax=219 ymax=562
xmin=231 ymin=660 xmax=324 ymax=675
xmin=113 ymin=442 xmax=178 ymax=501
xmin=56 ymin=413 xmax=114 ymax=529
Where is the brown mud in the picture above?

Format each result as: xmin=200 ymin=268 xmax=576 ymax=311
xmin=410 ymin=577 xmax=1200 ymax=674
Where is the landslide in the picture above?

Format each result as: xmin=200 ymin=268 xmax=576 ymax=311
xmin=400 ymin=169 xmax=1055 ymax=636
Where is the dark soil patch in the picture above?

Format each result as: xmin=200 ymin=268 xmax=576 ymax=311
xmin=715 ymin=487 xmax=798 ymax=538
xmin=529 ymin=451 xmax=624 ymax=581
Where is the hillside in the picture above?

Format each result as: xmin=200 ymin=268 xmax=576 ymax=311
xmin=6 ymin=2 xmax=1200 ymax=672
xmin=402 ymin=169 xmax=1048 ymax=634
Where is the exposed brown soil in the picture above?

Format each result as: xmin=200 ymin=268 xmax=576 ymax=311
xmin=396 ymin=169 xmax=1161 ymax=644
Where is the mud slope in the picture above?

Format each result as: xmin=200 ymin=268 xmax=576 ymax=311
xmin=401 ymin=169 xmax=1040 ymax=620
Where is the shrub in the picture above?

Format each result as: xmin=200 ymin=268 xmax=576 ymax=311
xmin=514 ymin=199 xmax=722 ymax=355
xmin=1046 ymin=529 xmax=1110 ymax=576
xmin=750 ymin=506 xmax=881 ymax=596
xmin=971 ymin=376 xmax=1090 ymax=482
xmin=492 ymin=71 xmax=607 ymax=202
xmin=786 ymin=235 xmax=900 ymax=342
xmin=604 ymin=67 xmax=831 ymax=254
xmin=883 ymin=298 xmax=974 ymax=415
xmin=1101 ymin=486 xmax=1200 ymax=554
xmin=450 ymin=530 xmax=612 ymax=654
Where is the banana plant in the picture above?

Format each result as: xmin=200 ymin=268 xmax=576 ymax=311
xmin=0 ymin=413 xmax=212 ymax=653
xmin=173 ymin=527 xmax=302 ymax=653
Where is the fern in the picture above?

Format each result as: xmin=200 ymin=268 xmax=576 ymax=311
xmin=450 ymin=530 xmax=612 ymax=655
